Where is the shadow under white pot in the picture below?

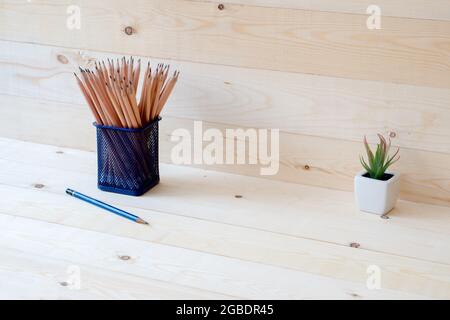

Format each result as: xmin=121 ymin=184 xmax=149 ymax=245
xmin=354 ymin=171 xmax=400 ymax=215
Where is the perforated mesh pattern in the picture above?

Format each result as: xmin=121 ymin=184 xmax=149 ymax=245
xmin=95 ymin=119 xmax=160 ymax=196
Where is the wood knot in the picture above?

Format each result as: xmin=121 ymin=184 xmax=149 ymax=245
xmin=350 ymin=242 xmax=360 ymax=248
xmin=381 ymin=215 xmax=390 ymax=220
xmin=57 ymin=54 xmax=69 ymax=64
xmin=124 ymin=26 xmax=134 ymax=36
xmin=59 ymin=281 xmax=69 ymax=287
xmin=234 ymin=195 xmax=243 ymax=199
xmin=389 ymin=131 xmax=397 ymax=138
xmin=56 ymin=150 xmax=64 ymax=154
xmin=33 ymin=183 xmax=45 ymax=189
xmin=218 ymin=4 xmax=225 ymax=10
xmin=118 ymin=255 xmax=131 ymax=261
xmin=304 ymin=165 xmax=310 ymax=170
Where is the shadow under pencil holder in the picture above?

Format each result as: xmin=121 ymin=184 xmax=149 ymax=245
xmin=94 ymin=117 xmax=160 ymax=196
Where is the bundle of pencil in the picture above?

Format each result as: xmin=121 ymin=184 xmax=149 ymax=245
xmin=75 ymin=57 xmax=179 ymax=128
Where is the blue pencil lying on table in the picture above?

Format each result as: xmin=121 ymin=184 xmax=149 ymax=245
xmin=66 ymin=188 xmax=149 ymax=225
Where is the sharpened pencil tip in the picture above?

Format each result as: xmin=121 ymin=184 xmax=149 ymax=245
xmin=136 ymin=218 xmax=149 ymax=225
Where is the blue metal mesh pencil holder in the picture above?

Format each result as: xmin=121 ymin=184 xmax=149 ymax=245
xmin=94 ymin=117 xmax=160 ymax=196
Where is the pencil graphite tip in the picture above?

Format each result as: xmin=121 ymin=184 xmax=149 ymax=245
xmin=136 ymin=218 xmax=149 ymax=225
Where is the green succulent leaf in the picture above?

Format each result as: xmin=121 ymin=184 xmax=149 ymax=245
xmin=363 ymin=136 xmax=374 ymax=165
xmin=360 ymin=134 xmax=400 ymax=180
xmin=360 ymin=156 xmax=371 ymax=173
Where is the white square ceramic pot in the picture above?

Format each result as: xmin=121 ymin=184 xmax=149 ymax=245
xmin=354 ymin=171 xmax=400 ymax=215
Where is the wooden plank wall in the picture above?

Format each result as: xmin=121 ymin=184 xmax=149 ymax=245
xmin=0 ymin=0 xmax=449 ymax=207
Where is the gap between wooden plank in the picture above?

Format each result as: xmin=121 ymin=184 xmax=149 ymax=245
xmin=2 ymin=39 xmax=450 ymax=208
xmin=1 ymin=103 xmax=450 ymax=209
xmin=3 ymin=141 xmax=445 ymax=295
xmin=0 ymin=248 xmax=235 ymax=300
xmin=1 ymin=40 xmax=450 ymax=155
xmin=1 ymin=0 xmax=449 ymax=88
xmin=0 ymin=138 xmax=449 ymax=266
xmin=5 ymin=180 xmax=450 ymax=264
xmin=1 ymin=183 xmax=449 ymax=299
xmin=0 ymin=212 xmax=427 ymax=299
xmin=187 ymin=0 xmax=450 ymax=21
xmin=3 ymin=149 xmax=450 ymax=245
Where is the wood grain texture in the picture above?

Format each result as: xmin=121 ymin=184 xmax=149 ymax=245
xmin=161 ymin=118 xmax=450 ymax=207
xmin=0 ymin=248 xmax=232 ymax=300
xmin=189 ymin=0 xmax=450 ymax=21
xmin=1 ymin=96 xmax=449 ymax=207
xmin=1 ymin=41 xmax=450 ymax=154
xmin=0 ymin=213 xmax=426 ymax=299
xmin=1 ymin=138 xmax=450 ymax=270
xmin=0 ymin=1 xmax=449 ymax=87
xmin=2 ymin=186 xmax=450 ymax=298
xmin=1 ymin=140 xmax=450 ymax=298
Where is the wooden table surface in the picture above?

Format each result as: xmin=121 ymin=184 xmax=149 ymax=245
xmin=0 ymin=137 xmax=449 ymax=299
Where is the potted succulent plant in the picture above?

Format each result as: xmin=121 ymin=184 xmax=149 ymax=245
xmin=355 ymin=134 xmax=400 ymax=215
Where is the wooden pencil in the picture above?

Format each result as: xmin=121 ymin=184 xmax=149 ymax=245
xmin=75 ymin=57 xmax=179 ymax=128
